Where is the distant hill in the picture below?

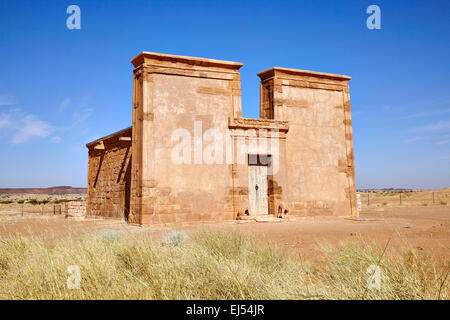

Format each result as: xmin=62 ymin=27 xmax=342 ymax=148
xmin=0 ymin=186 xmax=87 ymax=195
xmin=357 ymin=187 xmax=449 ymax=193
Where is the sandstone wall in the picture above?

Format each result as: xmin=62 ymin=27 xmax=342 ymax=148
xmin=86 ymin=128 xmax=132 ymax=220
xmin=129 ymin=52 xmax=243 ymax=225
xmin=258 ymin=68 xmax=357 ymax=217
xmin=228 ymin=118 xmax=289 ymax=217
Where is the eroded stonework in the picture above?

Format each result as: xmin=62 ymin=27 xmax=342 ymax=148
xmin=86 ymin=52 xmax=357 ymax=226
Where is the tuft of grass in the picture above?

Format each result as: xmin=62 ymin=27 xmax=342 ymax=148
xmin=0 ymin=231 xmax=447 ymax=300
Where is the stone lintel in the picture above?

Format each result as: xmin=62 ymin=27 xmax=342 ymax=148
xmin=131 ymin=52 xmax=243 ymax=74
xmin=257 ymin=67 xmax=351 ymax=86
xmin=228 ymin=117 xmax=289 ymax=132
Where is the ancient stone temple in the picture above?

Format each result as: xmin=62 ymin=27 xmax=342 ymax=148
xmin=86 ymin=52 xmax=357 ymax=226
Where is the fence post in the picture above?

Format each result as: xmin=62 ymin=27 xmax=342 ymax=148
xmin=21 ymin=204 xmax=24 ymax=216
xmin=41 ymin=205 xmax=44 ymax=216
xmin=368 ymin=193 xmax=370 ymax=206
xmin=400 ymin=192 xmax=402 ymax=205
xmin=433 ymin=192 xmax=435 ymax=204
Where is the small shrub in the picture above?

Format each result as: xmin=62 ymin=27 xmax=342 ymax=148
xmin=163 ymin=230 xmax=187 ymax=247
xmin=52 ymin=199 xmax=70 ymax=204
xmin=98 ymin=230 xmax=121 ymax=242
xmin=27 ymin=199 xmax=39 ymax=205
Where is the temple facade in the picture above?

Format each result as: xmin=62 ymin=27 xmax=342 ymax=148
xmin=86 ymin=52 xmax=357 ymax=226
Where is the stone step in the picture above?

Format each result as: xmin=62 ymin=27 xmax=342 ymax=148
xmin=235 ymin=214 xmax=296 ymax=223
xmin=254 ymin=216 xmax=283 ymax=223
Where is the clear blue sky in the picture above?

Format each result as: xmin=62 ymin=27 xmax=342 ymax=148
xmin=0 ymin=0 xmax=449 ymax=189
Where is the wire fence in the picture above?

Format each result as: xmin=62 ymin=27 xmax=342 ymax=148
xmin=358 ymin=190 xmax=449 ymax=209
xmin=0 ymin=203 xmax=68 ymax=217
xmin=1 ymin=191 xmax=448 ymax=217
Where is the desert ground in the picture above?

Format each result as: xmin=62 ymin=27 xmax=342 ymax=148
xmin=0 ymin=190 xmax=448 ymax=299
xmin=0 ymin=190 xmax=448 ymax=262
xmin=0 ymin=204 xmax=448 ymax=262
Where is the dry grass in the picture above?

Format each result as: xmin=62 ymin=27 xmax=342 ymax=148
xmin=0 ymin=230 xmax=448 ymax=300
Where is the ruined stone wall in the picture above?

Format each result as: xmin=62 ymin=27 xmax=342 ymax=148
xmin=86 ymin=128 xmax=132 ymax=219
xmin=66 ymin=201 xmax=86 ymax=218
xmin=258 ymin=68 xmax=357 ymax=217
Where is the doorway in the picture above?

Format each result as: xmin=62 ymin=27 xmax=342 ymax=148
xmin=248 ymin=155 xmax=270 ymax=215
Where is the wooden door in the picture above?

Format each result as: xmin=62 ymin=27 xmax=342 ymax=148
xmin=248 ymin=165 xmax=269 ymax=215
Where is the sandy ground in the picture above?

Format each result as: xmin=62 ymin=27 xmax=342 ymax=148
xmin=0 ymin=205 xmax=449 ymax=264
